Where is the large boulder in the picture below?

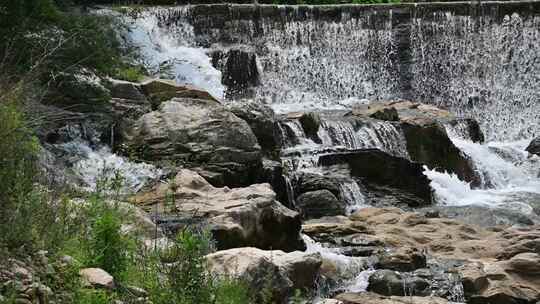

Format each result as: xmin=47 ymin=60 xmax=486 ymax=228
xmin=296 ymin=190 xmax=346 ymax=219
xmin=228 ymin=101 xmax=278 ymax=152
xmin=319 ymin=149 xmax=432 ymax=207
xmin=125 ymin=98 xmax=262 ymax=187
xmin=107 ymin=79 xmax=152 ymax=149
xmin=401 ymin=120 xmax=481 ymax=187
xmin=526 ymin=137 xmax=540 ymax=156
xmin=131 ymin=169 xmax=305 ymax=252
xmin=206 ymin=247 xmax=322 ymax=303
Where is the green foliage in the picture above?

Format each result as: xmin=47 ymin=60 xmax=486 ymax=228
xmin=74 ymin=289 xmax=113 ymax=304
xmin=115 ymin=66 xmax=146 ymax=82
xmin=0 ymin=98 xmax=41 ymax=250
xmin=0 ymin=0 xmax=60 ymax=31
xmin=213 ymin=277 xmax=251 ymax=304
xmin=165 ymin=229 xmax=214 ymax=304
xmin=85 ymin=208 xmax=134 ymax=280
xmin=290 ymin=289 xmax=306 ymax=304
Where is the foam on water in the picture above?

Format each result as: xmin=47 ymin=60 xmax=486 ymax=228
xmin=58 ymin=140 xmax=162 ymax=193
xmin=120 ymin=8 xmax=225 ymax=99
xmin=424 ymin=138 xmax=540 ymax=208
xmin=303 ymin=234 xmax=374 ymax=296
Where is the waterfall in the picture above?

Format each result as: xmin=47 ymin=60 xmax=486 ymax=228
xmin=339 ymin=180 xmax=366 ymax=214
xmin=410 ymin=12 xmax=540 ymax=141
xmin=423 ymin=137 xmax=540 ymax=210
xmin=104 ymin=5 xmax=540 ymax=302
xmin=118 ymin=7 xmax=225 ymax=99
xmin=174 ymin=3 xmax=539 ymax=141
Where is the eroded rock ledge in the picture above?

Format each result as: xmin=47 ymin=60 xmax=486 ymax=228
xmin=305 ymin=207 xmax=540 ymax=304
xmin=132 ymin=169 xmax=305 ymax=252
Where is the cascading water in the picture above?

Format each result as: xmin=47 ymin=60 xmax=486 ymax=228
xmin=100 ymin=4 xmax=539 ymax=302
xmin=52 ymin=124 xmax=162 ymax=194
xmin=118 ymin=8 xmax=225 ymax=99
xmin=279 ymin=116 xmax=408 ymax=212
xmin=410 ymin=12 xmax=540 ymax=141
xmin=424 ymin=136 xmax=540 ymax=211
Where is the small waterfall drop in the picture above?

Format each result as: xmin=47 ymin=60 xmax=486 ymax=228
xmin=424 ymin=137 xmax=540 ymax=209
xmin=119 ymin=8 xmax=225 ymax=99
xmin=339 ymin=180 xmax=367 ymax=214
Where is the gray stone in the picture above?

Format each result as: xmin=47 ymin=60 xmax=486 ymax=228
xmin=125 ymin=98 xmax=262 ymax=187
xmin=296 ymin=190 xmax=346 ymax=219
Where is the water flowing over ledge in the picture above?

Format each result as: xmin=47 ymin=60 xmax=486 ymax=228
xmin=123 ymin=1 xmax=539 ymax=141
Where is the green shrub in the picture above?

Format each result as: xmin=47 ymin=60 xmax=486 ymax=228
xmin=115 ymin=66 xmax=146 ymax=82
xmin=84 ymin=206 xmax=134 ymax=280
xmin=165 ymin=229 xmax=214 ymax=304
xmin=0 ymin=99 xmax=41 ymax=250
xmin=213 ymin=277 xmax=251 ymax=304
xmin=75 ymin=289 xmax=112 ymax=304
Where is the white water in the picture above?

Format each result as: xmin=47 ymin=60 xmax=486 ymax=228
xmin=303 ymin=235 xmax=374 ymax=296
xmin=120 ymin=8 xmax=225 ymax=99
xmin=424 ymin=138 xmax=540 ymax=209
xmin=339 ymin=181 xmax=367 ymax=214
xmin=58 ymin=140 xmax=162 ymax=193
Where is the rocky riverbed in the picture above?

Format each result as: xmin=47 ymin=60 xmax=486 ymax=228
xmin=24 ymin=71 xmax=538 ymax=303
xmin=4 ymin=2 xmax=539 ymax=303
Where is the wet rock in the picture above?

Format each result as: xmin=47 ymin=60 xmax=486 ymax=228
xmin=296 ymin=190 xmax=346 ymax=219
xmin=107 ymin=80 xmax=152 ymax=148
xmin=376 ymin=247 xmax=427 ymax=272
xmin=299 ymin=112 xmax=321 ymax=139
xmin=258 ymin=159 xmax=289 ymax=205
xmin=125 ymin=98 xmax=262 ymax=187
xmin=140 ymin=79 xmax=219 ymax=108
xmin=212 ymin=49 xmax=260 ymax=98
xmin=368 ymin=270 xmax=430 ymax=297
xmin=319 ymin=149 xmax=432 ymax=207
xmin=228 ymin=100 xmax=277 ymax=151
xmin=206 ymin=247 xmax=322 ymax=303
xmin=370 ymin=107 xmax=399 ymax=121
xmin=353 ymin=101 xmax=482 ymax=186
xmin=296 ymin=172 xmax=342 ymax=199
xmin=336 ymin=291 xmax=451 ymax=304
xmin=526 ymin=137 xmax=540 ymax=156
xmin=79 ymin=268 xmax=114 ymax=289
xmin=446 ymin=118 xmax=485 ymax=143
xmin=109 ymin=79 xmax=146 ymax=101
xmin=419 ymin=205 xmax=538 ymax=227
xmin=131 ymin=169 xmax=305 ymax=252
xmin=401 ymin=121 xmax=481 ymax=187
